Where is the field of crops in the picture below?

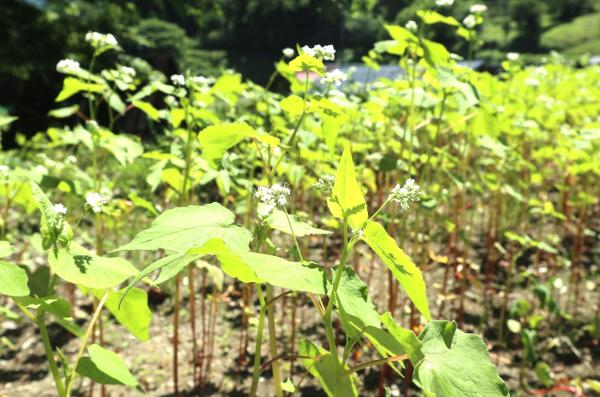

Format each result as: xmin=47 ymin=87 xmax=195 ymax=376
xmin=0 ymin=5 xmax=599 ymax=397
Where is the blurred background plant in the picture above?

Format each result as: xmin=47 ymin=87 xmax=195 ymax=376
xmin=1 ymin=0 xmax=599 ymax=142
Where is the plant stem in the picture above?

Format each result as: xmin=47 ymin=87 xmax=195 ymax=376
xmin=38 ymin=310 xmax=67 ymax=397
xmin=266 ymin=285 xmax=283 ymax=397
xmin=324 ymin=217 xmax=349 ymax=366
xmin=250 ymin=285 xmax=267 ymax=397
xmin=64 ymin=290 xmax=109 ymax=397
xmin=344 ymin=354 xmax=408 ymax=378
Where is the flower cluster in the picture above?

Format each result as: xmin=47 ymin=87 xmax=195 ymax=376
xmin=85 ymin=192 xmax=108 ymax=213
xmin=313 ymin=175 xmax=335 ymax=194
xmin=254 ymin=183 xmax=290 ymax=218
xmin=53 ymin=203 xmax=68 ymax=216
xmin=321 ymin=69 xmax=347 ymax=86
xmin=389 ymin=178 xmax=421 ymax=209
xmin=470 ymin=4 xmax=487 ymax=14
xmin=85 ymin=31 xmax=118 ymax=48
xmin=282 ymin=48 xmax=295 ymax=58
xmin=56 ymin=59 xmax=81 ymax=73
xmin=0 ymin=165 xmax=9 ymax=177
xmin=463 ymin=15 xmax=476 ymax=29
xmin=189 ymin=75 xmax=214 ymax=87
xmin=170 ymin=74 xmax=186 ymax=86
xmin=436 ymin=0 xmax=454 ymax=6
xmin=506 ymin=52 xmax=520 ymax=62
xmin=301 ymin=44 xmax=335 ymax=61
xmin=525 ymin=77 xmax=540 ymax=87
xmin=405 ymin=20 xmax=418 ymax=32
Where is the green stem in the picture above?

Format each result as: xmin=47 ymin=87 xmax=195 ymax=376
xmin=266 ymin=285 xmax=283 ymax=397
xmin=38 ymin=311 xmax=67 ymax=397
xmin=271 ymin=71 xmax=310 ymax=173
xmin=284 ymin=210 xmax=304 ymax=261
xmin=324 ymin=217 xmax=349 ymax=366
xmin=250 ymin=285 xmax=267 ymax=397
xmin=64 ymin=290 xmax=109 ymax=397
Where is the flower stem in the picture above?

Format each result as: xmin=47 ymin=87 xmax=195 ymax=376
xmin=250 ymin=285 xmax=267 ymax=397
xmin=37 ymin=310 xmax=67 ymax=397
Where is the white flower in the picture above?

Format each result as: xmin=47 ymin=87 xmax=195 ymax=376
xmin=189 ymin=75 xmax=214 ymax=86
xmin=85 ymin=31 xmax=118 ymax=48
xmin=524 ymin=77 xmax=540 ymax=87
xmin=321 ymin=69 xmax=347 ymax=86
xmin=0 ymin=165 xmax=9 ymax=176
xmin=85 ymin=192 xmax=108 ymax=213
xmin=282 ymin=47 xmax=295 ymax=58
xmin=119 ymin=66 xmax=136 ymax=77
xmin=53 ymin=203 xmax=67 ymax=215
xmin=313 ymin=175 xmax=335 ymax=193
xmin=506 ymin=52 xmax=520 ymax=61
xmin=254 ymin=183 xmax=291 ymax=218
xmin=35 ymin=165 xmax=48 ymax=175
xmin=389 ymin=178 xmax=421 ymax=209
xmin=463 ymin=14 xmax=477 ymax=29
xmin=170 ymin=74 xmax=186 ymax=86
xmin=436 ymin=0 xmax=454 ymax=6
xmin=405 ymin=20 xmax=418 ymax=32
xmin=301 ymin=44 xmax=335 ymax=61
xmin=56 ymin=58 xmax=81 ymax=73
xmin=470 ymin=4 xmax=487 ymax=13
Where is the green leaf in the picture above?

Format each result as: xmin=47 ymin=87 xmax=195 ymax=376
xmin=189 ymin=239 xmax=328 ymax=294
xmin=380 ymin=312 xmax=423 ymax=364
xmin=0 ymin=261 xmax=29 ymax=297
xmin=335 ymin=267 xmax=381 ymax=338
xmin=132 ymin=100 xmax=160 ymax=121
xmin=48 ymin=105 xmax=80 ymax=119
xmin=99 ymin=288 xmax=152 ymax=341
xmin=198 ymin=122 xmax=279 ymax=165
xmin=280 ymin=94 xmax=305 ymax=117
xmin=115 ymin=203 xmax=252 ymax=254
xmin=267 ymin=209 xmax=331 ymax=237
xmin=417 ymin=10 xmax=460 ymax=26
xmin=0 ymin=241 xmax=14 ymax=258
xmin=288 ymin=54 xmax=325 ymax=75
xmin=76 ymin=344 xmax=141 ymax=391
xmin=421 ymin=39 xmax=450 ymax=68
xmin=362 ymin=221 xmax=430 ymax=320
xmin=299 ymin=339 xmax=358 ymax=397
xmin=55 ymin=77 xmax=104 ymax=102
xmin=413 ymin=321 xmax=509 ymax=397
xmin=327 ymin=145 xmax=368 ymax=230
xmin=19 ymin=296 xmax=83 ymax=337
xmin=128 ymin=193 xmax=158 ymax=216
xmin=30 ymin=181 xmax=73 ymax=250
xmin=99 ymin=131 xmax=143 ymax=165
xmin=48 ymin=242 xmax=137 ymax=289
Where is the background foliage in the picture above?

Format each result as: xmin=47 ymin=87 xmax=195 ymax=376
xmin=1 ymin=0 xmax=599 ymax=140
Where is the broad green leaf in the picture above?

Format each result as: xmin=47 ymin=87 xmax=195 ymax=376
xmin=76 ymin=344 xmax=141 ymax=391
xmin=413 ymin=321 xmax=509 ymax=397
xmin=335 ymin=267 xmax=381 ymax=338
xmin=417 ymin=10 xmax=460 ymax=26
xmin=55 ymin=77 xmax=104 ymax=102
xmin=100 ymin=288 xmax=152 ymax=341
xmin=362 ymin=221 xmax=430 ymax=320
xmin=421 ymin=39 xmax=450 ymax=68
xmin=288 ymin=54 xmax=325 ymax=75
xmin=0 ymin=241 xmax=14 ymax=258
xmin=132 ymin=100 xmax=160 ymax=121
xmin=267 ymin=209 xmax=331 ymax=237
xmin=48 ymin=105 xmax=80 ymax=119
xmin=280 ymin=94 xmax=305 ymax=117
xmin=189 ymin=239 xmax=328 ymax=293
xmin=327 ymin=145 xmax=368 ymax=230
xmin=299 ymin=339 xmax=358 ymax=397
xmin=48 ymin=242 xmax=137 ymax=289
xmin=115 ymin=203 xmax=252 ymax=254
xmin=0 ymin=261 xmax=29 ymax=297
xmin=380 ymin=312 xmax=424 ymax=364
xmin=198 ymin=122 xmax=279 ymax=165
